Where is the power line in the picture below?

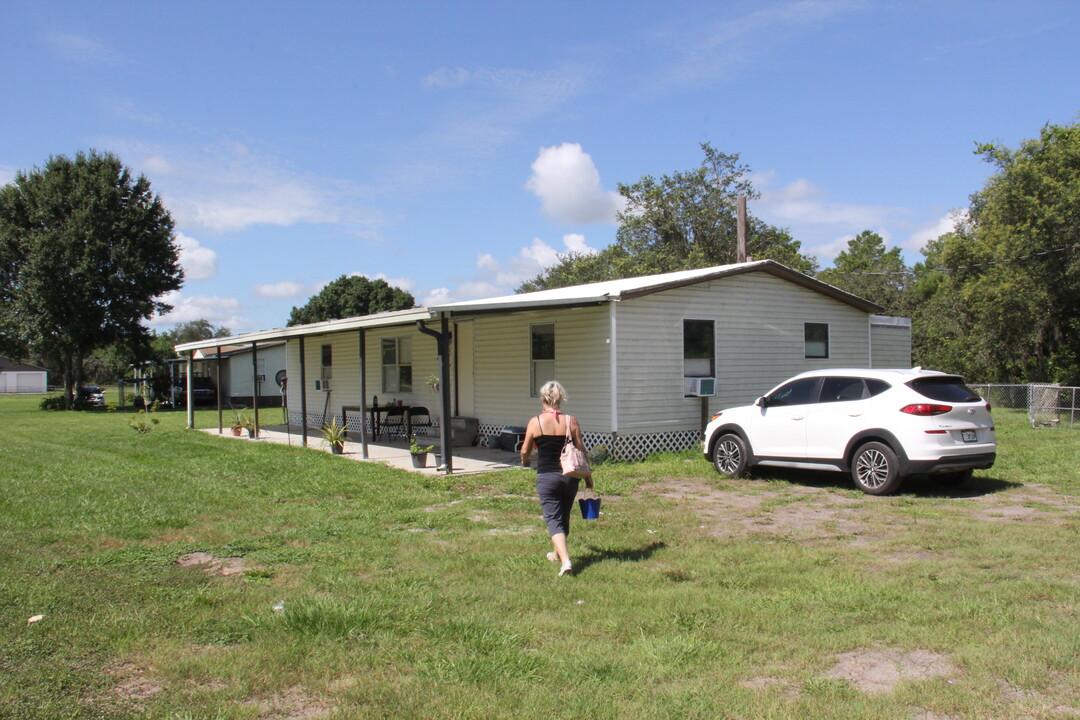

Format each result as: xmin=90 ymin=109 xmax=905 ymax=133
xmin=822 ymin=242 xmax=1080 ymax=277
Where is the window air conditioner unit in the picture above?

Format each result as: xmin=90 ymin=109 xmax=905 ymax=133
xmin=315 ymin=379 xmax=331 ymax=391
xmin=684 ymin=377 xmax=717 ymax=397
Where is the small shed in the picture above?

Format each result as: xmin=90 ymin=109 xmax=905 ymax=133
xmin=0 ymin=357 xmax=49 ymax=394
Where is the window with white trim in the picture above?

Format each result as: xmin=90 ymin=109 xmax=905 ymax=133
xmin=381 ymin=336 xmax=412 ymax=392
xmin=804 ymin=322 xmax=829 ymax=359
xmin=320 ymin=344 xmax=332 ymax=379
xmin=683 ymin=319 xmax=715 ymax=378
xmin=530 ymin=323 xmax=555 ymax=397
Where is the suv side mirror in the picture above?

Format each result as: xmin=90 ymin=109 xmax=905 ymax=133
xmin=755 ymin=396 xmax=767 ymax=408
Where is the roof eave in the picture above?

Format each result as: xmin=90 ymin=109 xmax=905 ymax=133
xmin=174 ymin=308 xmax=435 ymax=354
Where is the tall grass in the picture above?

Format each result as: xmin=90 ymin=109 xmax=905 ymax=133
xmin=0 ymin=394 xmax=1077 ymax=719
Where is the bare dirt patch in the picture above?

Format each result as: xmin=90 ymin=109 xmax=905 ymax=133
xmin=642 ymin=477 xmax=875 ymax=544
xmin=106 ymin=661 xmax=162 ymax=707
xmin=823 ymin=648 xmax=958 ymax=694
xmin=243 ymin=685 xmax=334 ymax=719
xmin=639 ymin=476 xmax=1078 ymax=552
xmin=961 ymin=483 xmax=1078 ymax=525
xmin=176 ymin=551 xmax=254 ymax=577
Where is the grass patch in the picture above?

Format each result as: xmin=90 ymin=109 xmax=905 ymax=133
xmin=1 ymin=393 xmax=1077 ymax=718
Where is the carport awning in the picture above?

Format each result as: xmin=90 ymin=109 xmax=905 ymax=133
xmin=174 ymin=308 xmax=435 ymax=354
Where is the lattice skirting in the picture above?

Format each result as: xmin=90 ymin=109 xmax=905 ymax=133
xmin=475 ymin=422 xmax=703 ymax=462
xmin=289 ymin=412 xmax=703 ymax=461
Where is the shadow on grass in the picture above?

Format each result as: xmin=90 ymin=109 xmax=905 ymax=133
xmin=745 ymin=467 xmax=1020 ymax=498
xmin=573 ymin=541 xmax=666 ymax=574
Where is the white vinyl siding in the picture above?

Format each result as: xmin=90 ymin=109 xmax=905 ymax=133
xmin=870 ymin=318 xmax=913 ymax=368
xmin=468 ymin=306 xmax=611 ymax=432
xmin=228 ymin=344 xmax=286 ymax=398
xmin=286 ymin=329 xmax=442 ymax=423
xmin=614 ymin=273 xmax=871 ymax=433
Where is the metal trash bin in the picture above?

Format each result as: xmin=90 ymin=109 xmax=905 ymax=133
xmin=500 ymin=426 xmax=527 ymax=452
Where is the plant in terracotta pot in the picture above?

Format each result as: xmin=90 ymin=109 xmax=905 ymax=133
xmin=230 ymin=407 xmax=247 ymax=436
xmin=237 ymin=409 xmax=258 ymax=438
xmin=409 ymin=436 xmax=434 ymax=468
xmin=320 ymin=417 xmax=348 ymax=454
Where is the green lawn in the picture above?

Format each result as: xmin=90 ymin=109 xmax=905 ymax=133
xmin=1 ymin=396 xmax=1077 ymax=719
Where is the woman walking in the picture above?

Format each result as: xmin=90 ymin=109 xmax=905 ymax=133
xmin=520 ymin=381 xmax=592 ymax=577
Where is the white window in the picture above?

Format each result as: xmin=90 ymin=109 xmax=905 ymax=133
xmin=683 ymin=319 xmax=715 ymax=378
xmin=530 ymin=323 xmax=555 ymax=397
xmin=381 ymin=336 xmax=412 ymax=392
xmin=321 ymin=344 xmax=332 ymax=379
xmin=804 ymin=323 xmax=829 ymax=359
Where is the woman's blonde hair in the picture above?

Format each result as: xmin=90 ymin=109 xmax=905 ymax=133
xmin=539 ymin=380 xmax=567 ymax=409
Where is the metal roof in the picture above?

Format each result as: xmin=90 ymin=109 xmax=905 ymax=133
xmin=174 ymin=260 xmax=883 ymax=354
xmin=174 ymin=307 xmax=435 ymax=353
xmin=430 ymin=260 xmax=882 ymax=314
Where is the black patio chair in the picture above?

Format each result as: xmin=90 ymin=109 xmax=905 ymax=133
xmin=381 ymin=406 xmax=408 ymax=440
xmin=408 ymin=406 xmax=433 ymax=437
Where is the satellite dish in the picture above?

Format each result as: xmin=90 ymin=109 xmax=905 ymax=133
xmin=275 ymin=370 xmax=287 ymax=389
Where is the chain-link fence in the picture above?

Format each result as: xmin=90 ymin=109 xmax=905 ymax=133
xmin=969 ymin=383 xmax=1080 ymax=429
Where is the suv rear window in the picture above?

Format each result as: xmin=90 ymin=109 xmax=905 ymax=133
xmin=907 ymin=376 xmax=980 ymax=403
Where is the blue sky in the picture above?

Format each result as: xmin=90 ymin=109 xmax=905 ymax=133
xmin=2 ymin=1 xmax=1077 ymax=333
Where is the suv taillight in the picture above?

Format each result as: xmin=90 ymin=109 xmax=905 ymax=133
xmin=900 ymin=403 xmax=952 ymax=416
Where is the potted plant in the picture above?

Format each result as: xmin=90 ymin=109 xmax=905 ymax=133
xmin=320 ymin=417 xmax=348 ymax=454
xmin=230 ymin=407 xmax=247 ymax=436
xmin=425 ymin=374 xmax=440 ymax=394
xmin=237 ymin=409 xmax=258 ymax=438
xmin=409 ymin=436 xmax=434 ymax=468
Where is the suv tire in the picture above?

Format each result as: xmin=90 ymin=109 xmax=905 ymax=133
xmin=712 ymin=433 xmax=749 ymax=477
xmin=851 ymin=441 xmax=903 ymax=495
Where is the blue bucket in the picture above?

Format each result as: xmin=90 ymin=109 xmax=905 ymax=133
xmin=579 ymin=497 xmax=601 ymax=519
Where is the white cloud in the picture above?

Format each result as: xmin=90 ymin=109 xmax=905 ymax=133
xmin=526 ymin=143 xmax=625 ymax=224
xmin=450 ymin=234 xmax=600 ymax=299
xmin=176 ymin=233 xmax=217 ymax=281
xmin=151 ymin=292 xmax=249 ymax=332
xmin=254 ymin=281 xmax=303 ymax=299
xmin=906 ymin=210 xmax=966 ymax=252
xmin=365 ymin=272 xmax=416 ymax=293
xmin=47 ymin=32 xmax=127 ymax=65
xmin=423 ymin=66 xmax=474 ymax=89
xmin=808 ymin=226 xmax=903 ymax=267
xmin=116 ymin=142 xmax=384 ymax=235
xmin=758 ymin=177 xmax=896 ymax=227
xmin=423 ymin=287 xmax=453 ymax=305
xmin=562 ymin=233 xmax=597 ymax=256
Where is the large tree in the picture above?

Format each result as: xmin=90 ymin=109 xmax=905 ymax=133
xmin=519 ymin=143 xmax=816 ymax=292
xmin=912 ymin=119 xmax=1080 ymax=382
xmin=816 ymin=230 xmax=910 ymax=316
xmin=0 ymin=150 xmax=183 ymax=403
xmin=287 ymin=275 xmax=415 ymax=326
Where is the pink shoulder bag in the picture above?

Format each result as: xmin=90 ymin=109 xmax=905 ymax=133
xmin=560 ymin=417 xmax=591 ymax=479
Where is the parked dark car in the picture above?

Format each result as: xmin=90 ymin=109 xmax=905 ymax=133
xmin=173 ymin=376 xmax=217 ymax=406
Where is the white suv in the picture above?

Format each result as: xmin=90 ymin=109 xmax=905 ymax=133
xmin=702 ymin=368 xmax=996 ymax=495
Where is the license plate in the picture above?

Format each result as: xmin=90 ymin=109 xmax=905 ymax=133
xmin=961 ymin=430 xmax=978 ymax=443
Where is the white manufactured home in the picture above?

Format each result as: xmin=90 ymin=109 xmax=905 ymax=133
xmin=176 ymin=261 xmax=911 ymax=464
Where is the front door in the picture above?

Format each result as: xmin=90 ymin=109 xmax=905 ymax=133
xmin=454 ymin=320 xmax=475 ymax=417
